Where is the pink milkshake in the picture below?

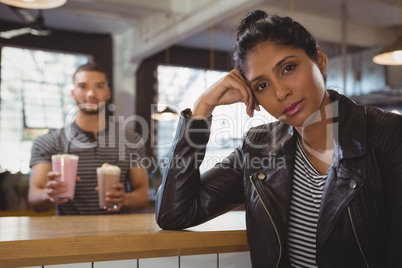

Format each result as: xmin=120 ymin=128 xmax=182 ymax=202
xmin=97 ymin=163 xmax=121 ymax=209
xmin=51 ymin=154 xmax=79 ymax=199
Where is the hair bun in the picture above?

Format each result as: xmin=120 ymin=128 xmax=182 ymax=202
xmin=236 ymin=10 xmax=268 ymax=41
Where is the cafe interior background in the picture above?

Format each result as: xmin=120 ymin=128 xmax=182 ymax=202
xmin=0 ymin=0 xmax=402 ymax=215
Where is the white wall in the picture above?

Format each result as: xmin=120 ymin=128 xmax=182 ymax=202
xmin=112 ymin=30 xmax=141 ymax=124
xmin=23 ymin=252 xmax=252 ymax=268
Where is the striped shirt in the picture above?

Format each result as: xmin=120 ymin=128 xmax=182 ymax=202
xmin=30 ymin=120 xmax=146 ymax=215
xmin=287 ymin=140 xmax=327 ymax=267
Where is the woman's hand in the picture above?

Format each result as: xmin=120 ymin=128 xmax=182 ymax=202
xmin=192 ymin=69 xmax=259 ymax=118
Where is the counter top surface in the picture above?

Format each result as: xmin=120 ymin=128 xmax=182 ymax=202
xmin=0 ymin=211 xmax=248 ymax=267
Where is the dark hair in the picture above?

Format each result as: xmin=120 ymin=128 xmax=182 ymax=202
xmin=233 ymin=10 xmax=325 ymax=80
xmin=73 ymin=62 xmax=108 ymax=83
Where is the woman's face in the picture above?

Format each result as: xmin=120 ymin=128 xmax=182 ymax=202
xmin=244 ymin=41 xmax=328 ymax=128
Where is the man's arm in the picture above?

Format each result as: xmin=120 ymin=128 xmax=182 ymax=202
xmin=28 ymin=162 xmax=69 ymax=212
xmin=122 ymin=166 xmax=149 ymax=211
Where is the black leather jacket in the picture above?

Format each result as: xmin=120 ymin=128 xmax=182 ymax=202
xmin=156 ymin=90 xmax=402 ymax=268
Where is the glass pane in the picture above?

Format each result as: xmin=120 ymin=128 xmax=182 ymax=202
xmin=0 ymin=124 xmax=22 ymax=140
xmin=0 ymin=100 xmax=23 ymax=112
xmin=0 ymin=141 xmax=23 ymax=172
xmin=0 ymin=81 xmax=22 ymax=100
xmin=0 ymin=45 xmax=89 ymax=172
xmin=24 ymin=105 xmax=44 ymax=114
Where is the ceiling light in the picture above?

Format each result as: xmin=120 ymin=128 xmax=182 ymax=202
xmin=373 ymin=0 xmax=402 ymax=65
xmin=152 ymin=107 xmax=179 ymax=121
xmin=0 ymin=0 xmax=66 ymax=9
xmin=373 ymin=36 xmax=402 ymax=65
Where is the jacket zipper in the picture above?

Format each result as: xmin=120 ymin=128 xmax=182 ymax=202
xmin=249 ymin=175 xmax=282 ymax=268
xmin=347 ymin=206 xmax=369 ymax=268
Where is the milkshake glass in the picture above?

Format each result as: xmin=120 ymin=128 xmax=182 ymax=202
xmin=51 ymin=154 xmax=79 ymax=199
xmin=97 ymin=163 xmax=121 ymax=209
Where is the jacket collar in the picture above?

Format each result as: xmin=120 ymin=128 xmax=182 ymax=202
xmin=328 ymin=90 xmax=367 ymax=160
xmin=244 ymin=90 xmax=368 ymax=163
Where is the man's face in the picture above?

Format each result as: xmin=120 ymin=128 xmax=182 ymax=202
xmin=71 ymin=71 xmax=111 ymax=114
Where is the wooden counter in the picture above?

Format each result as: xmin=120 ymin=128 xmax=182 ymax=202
xmin=0 ymin=211 xmax=248 ymax=268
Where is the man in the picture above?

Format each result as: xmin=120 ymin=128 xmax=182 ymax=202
xmin=28 ymin=62 xmax=149 ymax=215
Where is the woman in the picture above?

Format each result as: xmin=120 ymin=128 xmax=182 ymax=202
xmin=155 ymin=10 xmax=402 ymax=267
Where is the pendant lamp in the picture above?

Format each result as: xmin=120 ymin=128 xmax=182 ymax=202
xmin=373 ymin=1 xmax=402 ymax=65
xmin=373 ymin=37 xmax=402 ymax=65
xmin=0 ymin=0 xmax=66 ymax=9
xmin=151 ymin=107 xmax=179 ymax=121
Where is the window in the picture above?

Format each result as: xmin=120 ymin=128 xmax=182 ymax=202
xmin=156 ymin=65 xmax=276 ymax=174
xmin=0 ymin=46 xmax=89 ymax=173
